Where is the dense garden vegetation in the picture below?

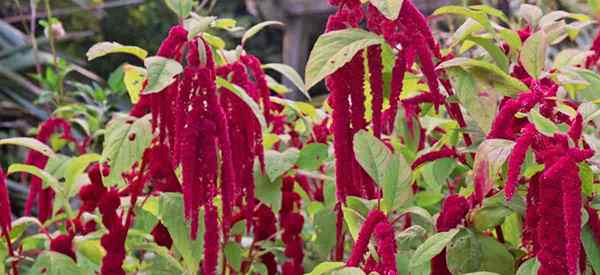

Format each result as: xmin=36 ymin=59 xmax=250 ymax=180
xmin=1 ymin=0 xmax=600 ymax=274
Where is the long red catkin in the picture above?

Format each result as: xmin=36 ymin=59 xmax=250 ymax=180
xmin=347 ymin=210 xmax=386 ymax=267
xmin=504 ymin=124 xmax=536 ymax=201
xmin=411 ymin=147 xmax=458 ymax=170
xmin=560 ymin=162 xmax=581 ymax=275
xmin=432 ymin=195 xmax=469 ymax=275
xmin=523 ymin=174 xmax=540 ymax=254
xmin=241 ymin=54 xmax=272 ymax=123
xmin=586 ymin=30 xmax=600 ymax=68
xmin=568 ymin=113 xmax=583 ymax=143
xmin=0 ymin=167 xmax=12 ymax=233
xmin=374 ymin=220 xmax=397 ymax=274
xmin=399 ymin=0 xmax=441 ymax=58
xmin=414 ymin=33 xmax=442 ymax=112
xmin=203 ymin=201 xmax=219 ymax=275
xmin=368 ymin=45 xmax=384 ymax=138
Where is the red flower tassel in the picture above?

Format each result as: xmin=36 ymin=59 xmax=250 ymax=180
xmin=504 ymin=124 xmax=536 ymax=201
xmin=347 ymin=210 xmax=386 ymax=267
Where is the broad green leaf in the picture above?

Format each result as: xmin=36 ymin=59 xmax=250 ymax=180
xmin=331 ymin=267 xmax=366 ymax=275
xmin=472 ymin=139 xmax=515 ymax=202
xmin=264 ymin=148 xmax=299 ymax=182
xmin=575 ymin=69 xmax=600 ymax=101
xmin=254 ymin=164 xmax=283 ymax=213
xmin=29 ymin=251 xmax=85 ymax=275
xmin=476 ymin=234 xmax=514 ymax=275
xmin=242 ymin=21 xmax=284 ymax=45
xmin=7 ymin=164 xmax=59 ymax=190
xmin=314 ymin=209 xmax=337 ymax=255
xmin=0 ymin=137 xmax=55 ymax=158
xmin=498 ymin=28 xmax=522 ymax=53
xmin=75 ymin=239 xmax=104 ymax=265
xmin=262 ymin=63 xmax=309 ymax=99
xmin=381 ymin=154 xmax=411 ymax=213
xmin=553 ymin=49 xmax=593 ymax=69
xmin=368 ymin=0 xmax=403 ymax=20
xmin=342 ymin=207 xmax=366 ymax=241
xmin=581 ymin=163 xmax=595 ymax=197
xmin=582 ymin=224 xmax=600 ymax=274
xmin=296 ymin=143 xmax=329 ymax=170
xmin=158 ymin=193 xmax=203 ymax=274
xmin=438 ymin=57 xmax=528 ymax=95
xmin=42 ymin=154 xmax=70 ymax=179
xmin=528 ymin=109 xmax=559 ymax=137
xmin=519 ymin=31 xmax=547 ymax=79
xmin=86 ymin=42 xmax=147 ymax=61
xmin=397 ymin=225 xmax=428 ymax=250
xmin=518 ymin=4 xmax=543 ymax=28
xmin=450 ymin=19 xmax=484 ymax=47
xmin=466 ymin=36 xmax=509 ymax=72
xmin=306 ymin=262 xmax=345 ymax=275
xmin=433 ymin=6 xmax=493 ymax=32
xmin=142 ymin=56 xmax=183 ymax=94
xmin=64 ymin=153 xmax=102 ymax=197
xmin=516 ymin=258 xmax=540 ymax=275
xmin=446 ymin=229 xmax=481 ymax=274
xmin=410 ymin=228 xmax=460 ymax=268
xmin=305 ymin=29 xmax=383 ymax=89
xmin=164 ymin=0 xmax=193 ymax=18
xmin=353 ymin=130 xmax=393 ymax=185
xmin=202 ymin=32 xmax=226 ymax=49
xmin=101 ymin=114 xmax=153 ymax=187
xmin=470 ymin=5 xmax=509 ymax=23
xmin=446 ymin=67 xmax=497 ymax=132
xmin=213 ymin=18 xmax=238 ymax=30
xmin=472 ymin=206 xmax=513 ymax=231
xmin=122 ymin=64 xmax=146 ymax=104
xmin=216 ymin=77 xmax=267 ymax=130
xmin=224 ymin=242 xmax=243 ymax=271
xmin=183 ymin=14 xmax=216 ymax=39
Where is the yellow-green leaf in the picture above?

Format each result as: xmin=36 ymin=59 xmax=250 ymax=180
xmin=123 ymin=64 xmax=146 ymax=103
xmin=0 ymin=137 xmax=55 ymax=158
xmin=86 ymin=42 xmax=147 ymax=61
xmin=143 ymin=56 xmax=183 ymax=94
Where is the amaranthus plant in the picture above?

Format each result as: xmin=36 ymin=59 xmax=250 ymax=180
xmin=1 ymin=0 xmax=600 ymax=275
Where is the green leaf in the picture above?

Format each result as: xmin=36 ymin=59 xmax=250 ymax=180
xmin=446 ymin=229 xmax=481 ymax=274
xmin=0 ymin=137 xmax=55 ymax=158
xmin=446 ymin=67 xmax=497 ymax=132
xmin=122 ymin=64 xmax=146 ymax=104
xmin=142 ymin=56 xmax=183 ymax=94
xmin=528 ymin=109 xmax=559 ymax=137
xmin=438 ymin=57 xmax=528 ymax=96
xmin=498 ymin=28 xmax=522 ymax=53
xmin=472 ymin=139 xmax=515 ymax=201
xmin=519 ymin=30 xmax=547 ymax=79
xmin=158 ymin=193 xmax=203 ymax=274
xmin=516 ymin=258 xmax=540 ymax=275
xmin=476 ymin=234 xmax=514 ymax=275
xmin=381 ymin=154 xmax=411 ymax=213
xmin=86 ymin=42 xmax=147 ymax=61
xmin=183 ymin=14 xmax=216 ymax=39
xmin=202 ymin=33 xmax=226 ymax=49
xmin=164 ymin=0 xmax=193 ymax=18
xmin=101 ymin=114 xmax=153 ymax=187
xmin=297 ymin=143 xmax=329 ymax=171
xmin=7 ymin=164 xmax=59 ymax=190
xmin=254 ymin=163 xmax=283 ymax=213
xmin=466 ymin=36 xmax=509 ymax=72
xmin=368 ymin=0 xmax=403 ymax=20
xmin=305 ymin=29 xmax=383 ymax=90
xmin=331 ymin=267 xmax=366 ymax=275
xmin=582 ymin=224 xmax=600 ymax=274
xmin=472 ymin=206 xmax=513 ymax=231
xmin=353 ymin=130 xmax=393 ymax=185
xmin=434 ymin=6 xmax=493 ymax=32
xmin=342 ymin=207 xmax=365 ymax=241
xmin=64 ymin=153 xmax=102 ymax=197
xmin=518 ymin=4 xmax=543 ymax=28
xmin=450 ymin=19 xmax=484 ymax=47
xmin=216 ymin=77 xmax=267 ymax=130
xmin=306 ymin=262 xmax=345 ymax=275
xmin=410 ymin=228 xmax=460 ymax=268
xmin=314 ymin=209 xmax=337 ymax=255
xmin=242 ymin=21 xmax=284 ymax=45
xmin=262 ymin=63 xmax=309 ymax=99
xmin=581 ymin=163 xmax=595 ymax=197
xmin=29 ymin=251 xmax=85 ymax=275
xmin=553 ymin=49 xmax=592 ymax=69
xmin=264 ymin=148 xmax=299 ymax=182
xmin=224 ymin=242 xmax=243 ymax=271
